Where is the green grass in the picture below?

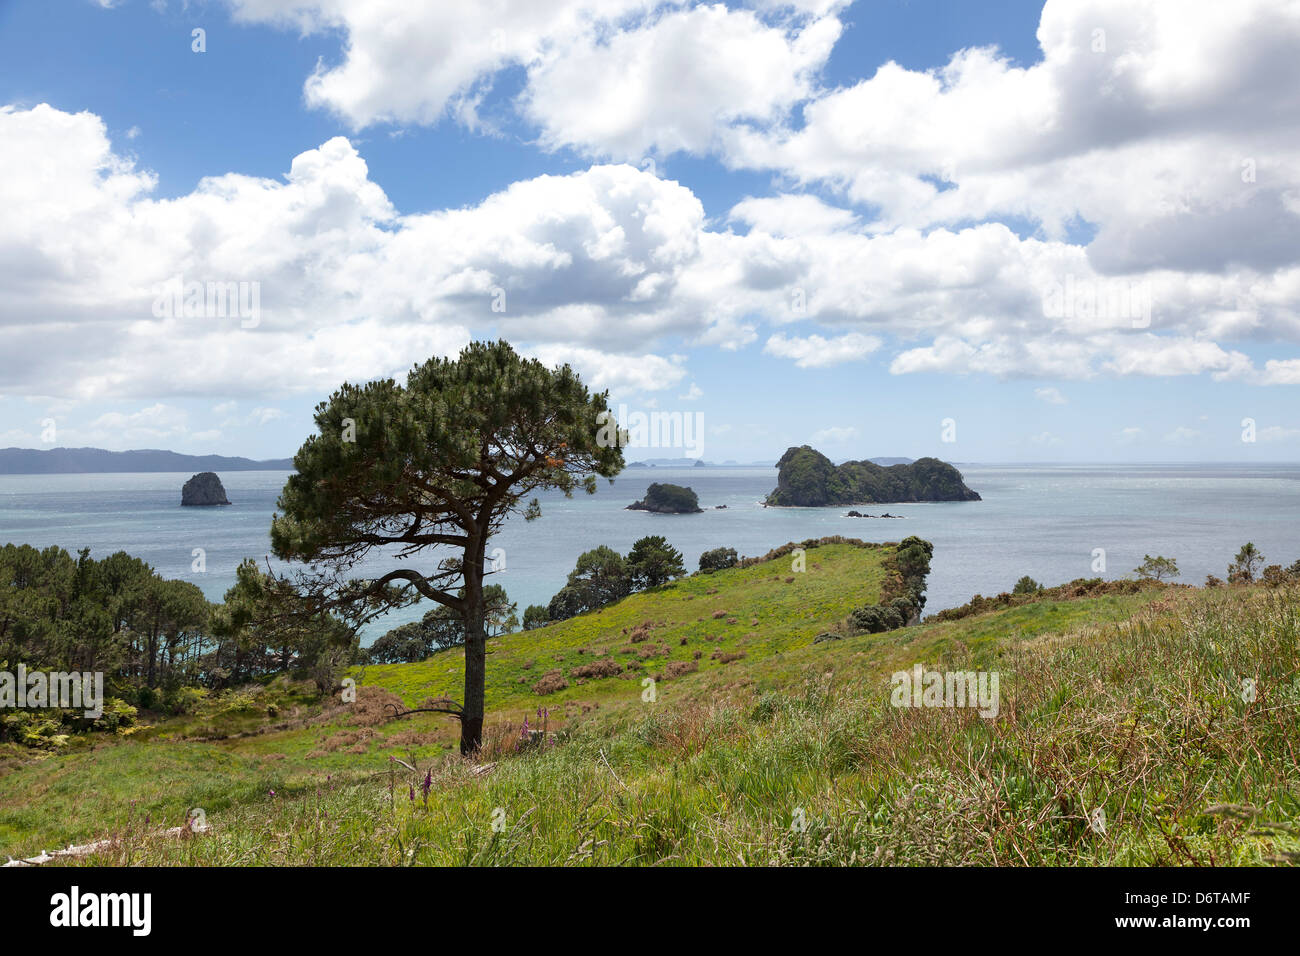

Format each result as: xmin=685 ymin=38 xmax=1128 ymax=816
xmin=2 ymin=543 xmax=1297 ymax=867
xmin=359 ymin=540 xmax=891 ymax=713
xmin=0 ymin=539 xmax=889 ymax=856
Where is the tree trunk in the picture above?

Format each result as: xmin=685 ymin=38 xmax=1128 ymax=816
xmin=460 ymin=538 xmax=489 ymax=756
xmin=461 ymin=630 xmax=485 ymax=756
xmin=146 ymin=631 xmax=159 ymax=689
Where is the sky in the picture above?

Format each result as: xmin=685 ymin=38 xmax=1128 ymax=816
xmin=0 ymin=0 xmax=1298 ymax=463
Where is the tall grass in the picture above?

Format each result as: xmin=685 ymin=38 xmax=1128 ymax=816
xmin=62 ymin=585 xmax=1299 ymax=866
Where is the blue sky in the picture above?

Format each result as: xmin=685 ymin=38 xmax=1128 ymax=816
xmin=1 ymin=0 xmax=1298 ymax=463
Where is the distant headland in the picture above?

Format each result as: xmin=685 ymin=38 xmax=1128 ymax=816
xmin=0 ymin=447 xmax=294 ymax=474
xmin=766 ymin=445 xmax=981 ymax=506
xmin=181 ymin=471 xmax=231 ymax=506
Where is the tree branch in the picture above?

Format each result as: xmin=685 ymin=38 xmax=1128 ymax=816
xmin=385 ymin=698 xmax=464 ymax=721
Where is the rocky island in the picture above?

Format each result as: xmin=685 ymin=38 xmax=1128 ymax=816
xmin=766 ymin=445 xmax=980 ymax=506
xmin=181 ymin=471 xmax=231 ymax=506
xmin=627 ymin=482 xmax=703 ymax=514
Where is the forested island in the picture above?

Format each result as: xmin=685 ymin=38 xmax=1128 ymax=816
xmin=627 ymin=482 xmax=703 ymax=513
xmin=766 ymin=445 xmax=981 ymax=506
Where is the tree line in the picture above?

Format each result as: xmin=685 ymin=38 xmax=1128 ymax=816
xmin=0 ymin=543 xmax=357 ymax=718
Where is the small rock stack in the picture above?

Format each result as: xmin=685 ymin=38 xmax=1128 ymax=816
xmin=181 ymin=471 xmax=231 ymax=506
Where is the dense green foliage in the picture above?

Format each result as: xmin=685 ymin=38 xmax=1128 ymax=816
xmin=627 ymin=535 xmax=686 ymax=589
xmin=521 ymin=604 xmax=550 ymax=630
xmin=0 ymin=544 xmax=209 ymax=695
xmin=850 ymin=603 xmax=904 ymax=633
xmin=1013 ymin=575 xmax=1044 ymax=594
xmin=628 ymin=482 xmax=702 ymax=513
xmin=843 ymin=535 xmax=933 ymax=634
xmin=547 ymin=545 xmax=632 ymax=621
xmin=547 ymin=536 xmax=686 ymax=621
xmin=766 ymin=445 xmax=981 ymax=506
xmin=0 ymin=545 xmax=355 ymax=746
xmin=363 ymin=622 xmax=437 ymax=665
xmin=882 ymin=535 xmax=934 ymax=617
xmin=698 ymin=546 xmax=738 ymax=573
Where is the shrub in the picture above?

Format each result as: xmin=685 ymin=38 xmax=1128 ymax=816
xmin=546 ymin=585 xmax=587 ymax=622
xmin=850 ymin=604 xmax=904 ymax=634
xmin=1261 ymin=564 xmax=1290 ymax=587
xmin=365 ymin=621 xmax=434 ymax=664
xmin=886 ymin=536 xmax=934 ymax=614
xmin=522 ymin=604 xmax=550 ymax=630
xmin=531 ymin=670 xmax=568 ymax=695
xmin=571 ymin=659 xmax=623 ymax=679
xmin=1012 ymin=575 xmax=1043 ymax=595
xmin=164 ymin=686 xmax=207 ymax=715
xmin=94 ymin=697 xmax=139 ymax=734
xmin=698 ymin=547 xmax=738 ymax=573
xmin=711 ymin=650 xmax=746 ymax=663
xmin=0 ymin=711 xmax=70 ymax=749
xmin=850 ymin=605 xmax=885 ymax=632
xmin=889 ymin=595 xmax=915 ymax=622
xmin=662 ymin=661 xmax=698 ymax=679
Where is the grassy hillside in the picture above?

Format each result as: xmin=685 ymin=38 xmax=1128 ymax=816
xmin=1 ymin=540 xmax=1296 ymax=867
xmin=361 ymin=539 xmax=890 ymax=712
xmin=0 ymin=539 xmax=888 ymax=856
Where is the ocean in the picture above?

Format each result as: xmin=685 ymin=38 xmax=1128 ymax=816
xmin=2 ymin=463 xmax=1297 ymax=642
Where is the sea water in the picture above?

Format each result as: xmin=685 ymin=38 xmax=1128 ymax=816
xmin=1 ymin=463 xmax=1297 ymax=641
